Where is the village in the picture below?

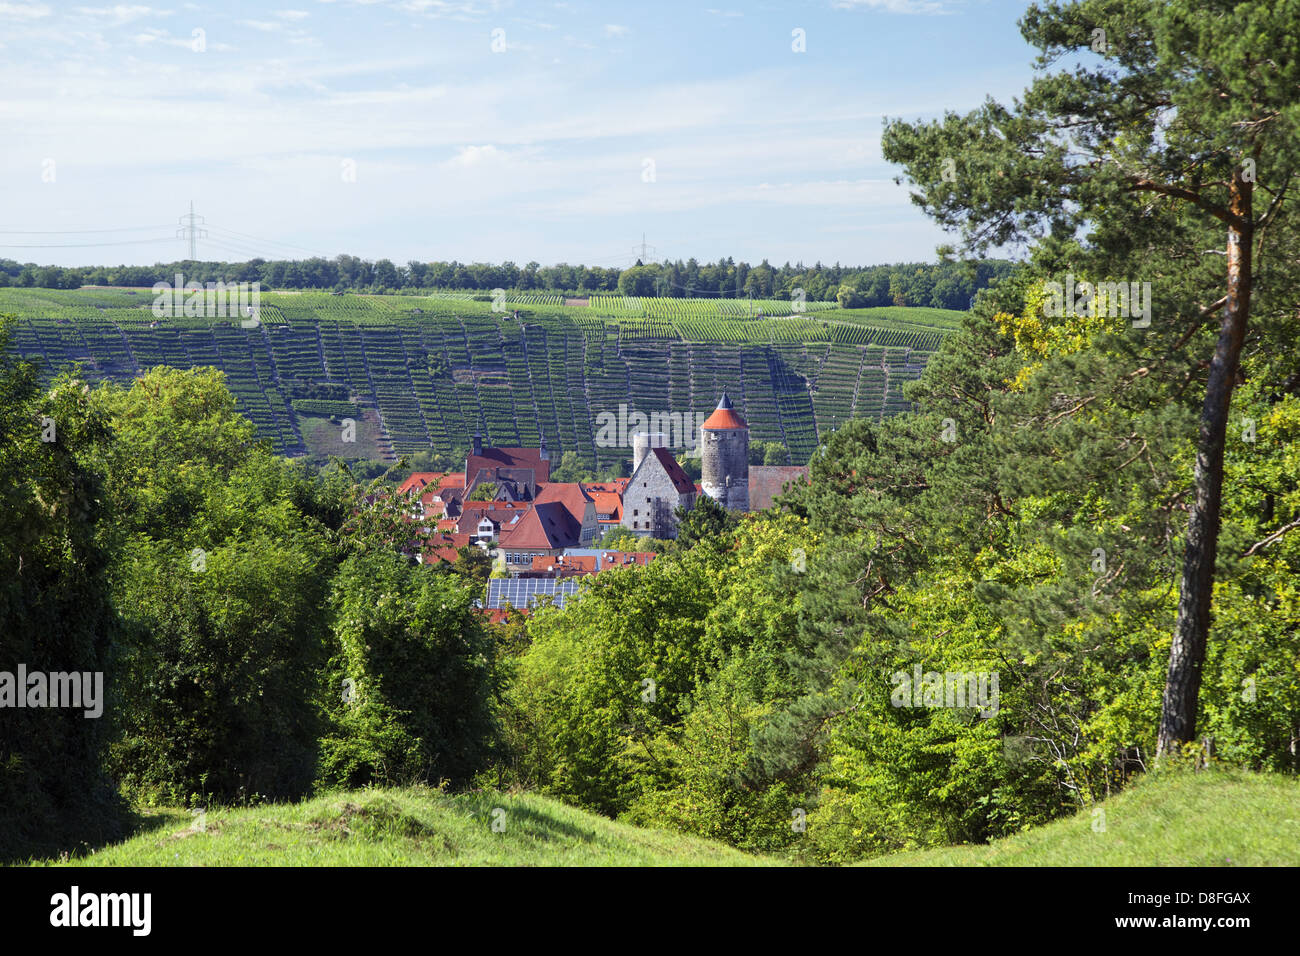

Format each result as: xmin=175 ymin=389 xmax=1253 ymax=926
xmin=395 ymin=394 xmax=809 ymax=615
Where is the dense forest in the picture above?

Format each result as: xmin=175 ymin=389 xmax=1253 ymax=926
xmin=2 ymin=0 xmax=1298 ymax=866
xmin=0 ymin=256 xmax=1013 ymax=312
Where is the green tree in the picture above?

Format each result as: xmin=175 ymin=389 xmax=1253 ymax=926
xmin=0 ymin=323 xmax=123 ymax=858
xmin=91 ymin=368 xmax=340 ymax=803
xmin=881 ymin=0 xmax=1300 ymax=757
xmin=617 ymin=265 xmax=659 ymax=297
xmin=549 ymin=450 xmax=595 ymax=483
xmin=673 ymin=493 xmax=739 ymax=550
xmin=321 ymin=552 xmax=498 ymax=788
xmin=469 ymin=481 xmax=499 ymax=501
xmin=595 ymin=525 xmax=641 ymax=551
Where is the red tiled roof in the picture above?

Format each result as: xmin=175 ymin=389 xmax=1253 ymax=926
xmin=466 ymin=447 xmax=551 ymax=484
xmin=530 ymin=554 xmax=598 ymax=575
xmin=600 ymin=551 xmax=655 ymax=568
xmin=457 ymin=500 xmax=529 ymax=534
xmin=702 ymin=408 xmax=747 ymax=430
xmin=585 ymin=490 xmax=623 ymax=520
xmin=582 ymin=479 xmax=629 ymax=493
xmin=461 ymin=500 xmax=529 ymax=515
xmin=581 ymin=480 xmax=627 ymax=521
xmin=499 ymin=501 xmax=580 ymax=550
xmin=702 ymin=393 xmax=747 ymax=430
xmin=398 ymin=471 xmax=446 ymax=495
xmin=536 ymin=482 xmax=593 ymax=524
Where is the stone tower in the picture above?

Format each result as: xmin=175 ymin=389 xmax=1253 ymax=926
xmin=700 ymin=392 xmax=749 ymax=512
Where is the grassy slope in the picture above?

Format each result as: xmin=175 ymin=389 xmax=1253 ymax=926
xmin=25 ymin=769 xmax=1298 ymax=867
xmin=864 ymin=769 xmax=1300 ymax=867
xmin=38 ymin=788 xmax=772 ymax=867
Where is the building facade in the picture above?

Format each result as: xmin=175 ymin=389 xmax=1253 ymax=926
xmin=621 ymin=447 xmax=696 ymax=538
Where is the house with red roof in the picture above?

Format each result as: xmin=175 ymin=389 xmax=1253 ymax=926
xmin=535 ymin=482 xmax=599 ymax=545
xmin=581 ymin=479 xmax=629 ymax=526
xmin=497 ymin=500 xmax=584 ymax=566
xmin=455 ymin=500 xmax=530 ymax=540
xmin=465 ymin=434 xmax=551 ymax=501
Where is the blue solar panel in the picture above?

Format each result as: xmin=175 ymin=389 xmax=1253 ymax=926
xmin=487 ymin=578 xmax=581 ymax=610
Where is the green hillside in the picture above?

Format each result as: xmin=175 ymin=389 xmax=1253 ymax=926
xmin=0 ymin=287 xmax=959 ymax=467
xmin=27 ymin=769 xmax=1296 ymax=867
xmin=34 ymin=787 xmax=772 ymax=867
xmin=864 ymin=769 xmax=1300 ymax=867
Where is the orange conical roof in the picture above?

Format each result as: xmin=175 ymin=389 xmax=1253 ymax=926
xmin=702 ymin=392 xmax=747 ymax=430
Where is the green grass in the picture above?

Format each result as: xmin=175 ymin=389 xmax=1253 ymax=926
xmin=21 ymin=768 xmax=1298 ymax=867
xmin=864 ymin=768 xmax=1300 ymax=867
xmin=34 ymin=788 xmax=773 ymax=867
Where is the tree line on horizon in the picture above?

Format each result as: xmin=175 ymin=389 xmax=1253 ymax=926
xmin=0 ymin=255 xmax=1013 ymax=311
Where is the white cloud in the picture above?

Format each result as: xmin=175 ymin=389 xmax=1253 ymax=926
xmin=131 ymin=26 xmax=231 ymax=50
xmin=275 ymin=9 xmax=310 ymax=20
xmin=832 ymin=0 xmax=952 ymax=14
xmin=444 ymin=144 xmax=506 ymax=168
xmin=0 ymin=2 xmax=52 ymax=19
xmin=603 ymin=23 xmax=628 ymax=37
xmin=74 ymin=5 xmax=168 ymax=24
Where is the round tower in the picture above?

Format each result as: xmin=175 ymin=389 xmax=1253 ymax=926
xmin=700 ymin=392 xmax=749 ymax=512
xmin=632 ymin=431 xmax=668 ymax=472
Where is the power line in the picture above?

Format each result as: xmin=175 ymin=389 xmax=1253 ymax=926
xmin=207 ymin=225 xmax=329 ymax=258
xmin=203 ymin=237 xmax=281 ymax=261
xmin=0 ymin=237 xmax=174 ymax=248
xmin=0 ymin=225 xmax=173 ymax=235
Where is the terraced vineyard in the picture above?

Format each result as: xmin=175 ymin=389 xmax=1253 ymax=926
xmin=1 ymin=288 xmax=959 ymax=468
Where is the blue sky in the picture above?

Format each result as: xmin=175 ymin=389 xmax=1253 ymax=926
xmin=2 ymin=0 xmax=1043 ymax=268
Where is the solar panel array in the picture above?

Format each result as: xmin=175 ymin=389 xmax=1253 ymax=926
xmin=487 ymin=578 xmax=582 ymax=610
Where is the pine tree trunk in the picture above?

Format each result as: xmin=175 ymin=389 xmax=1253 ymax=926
xmin=1157 ymin=175 xmax=1253 ymax=756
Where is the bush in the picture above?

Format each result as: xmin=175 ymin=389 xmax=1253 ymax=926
xmin=109 ymin=534 xmax=331 ymax=805
xmin=319 ymin=553 xmax=498 ymax=789
xmin=0 ymin=362 xmax=126 ymax=859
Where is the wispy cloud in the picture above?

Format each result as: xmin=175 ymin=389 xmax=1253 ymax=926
xmin=833 ymin=0 xmax=953 ymax=14
xmin=0 ymin=2 xmax=53 ymax=19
